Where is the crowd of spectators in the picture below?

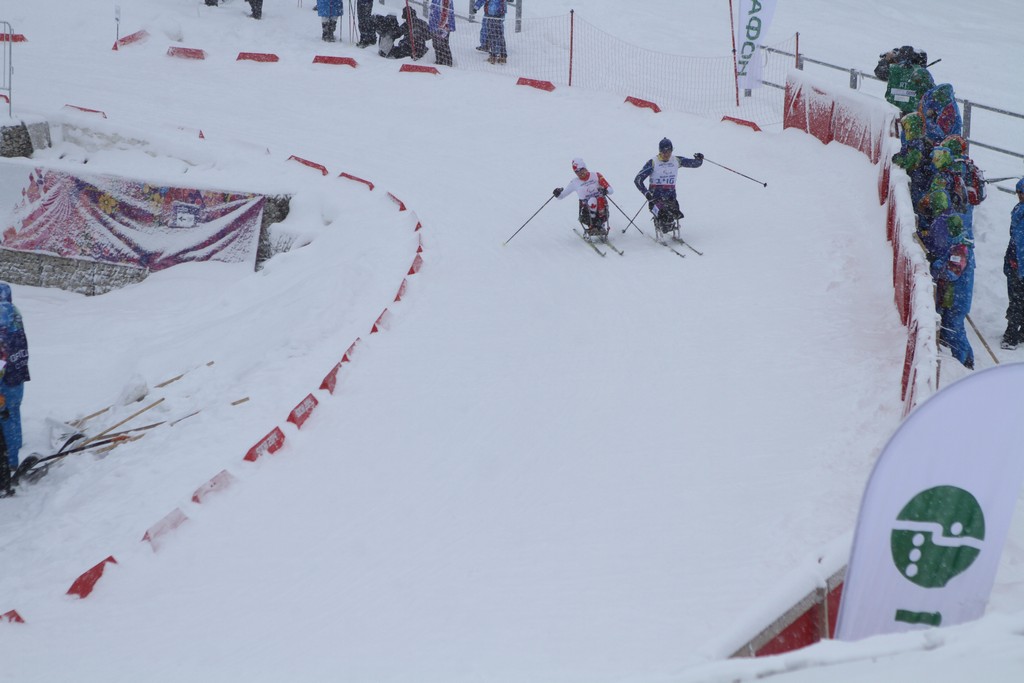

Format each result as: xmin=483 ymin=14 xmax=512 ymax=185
xmin=881 ymin=46 xmax=990 ymax=368
xmin=204 ymin=1 xmax=511 ymax=68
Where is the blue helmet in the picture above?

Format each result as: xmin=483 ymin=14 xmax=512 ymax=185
xmin=659 ymin=137 xmax=673 ymax=152
xmin=1016 ymin=177 xmax=1024 ymax=195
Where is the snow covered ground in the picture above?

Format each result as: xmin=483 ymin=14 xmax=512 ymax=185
xmin=0 ymin=1 xmax=1022 ymax=681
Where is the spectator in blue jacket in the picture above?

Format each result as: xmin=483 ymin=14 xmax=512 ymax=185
xmin=927 ymin=213 xmax=975 ymax=368
xmin=318 ymin=0 xmax=343 ymax=42
xmin=474 ymin=0 xmax=507 ymax=64
xmin=430 ymin=0 xmax=456 ymax=67
xmin=1002 ymin=179 xmax=1024 ymax=349
xmin=0 ymin=287 xmax=29 ymax=470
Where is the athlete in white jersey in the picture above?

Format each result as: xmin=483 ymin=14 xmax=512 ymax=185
xmin=553 ymin=158 xmax=614 ymax=235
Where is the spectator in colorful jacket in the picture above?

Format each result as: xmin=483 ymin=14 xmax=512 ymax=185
xmin=892 ymin=113 xmax=934 ymax=208
xmin=920 ymin=83 xmax=962 ymax=144
xmin=940 ymin=134 xmax=987 ymax=239
xmin=474 ymin=0 xmax=507 ymax=64
xmin=927 ymin=213 xmax=975 ymax=369
xmin=916 ymin=146 xmax=965 ymax=249
xmin=0 ymin=285 xmax=29 ymax=470
xmin=1001 ymin=179 xmax=1024 ymax=349
xmin=429 ymin=0 xmax=456 ymax=67
xmin=874 ymin=46 xmax=934 ymax=116
xmin=634 ymin=138 xmax=703 ymax=235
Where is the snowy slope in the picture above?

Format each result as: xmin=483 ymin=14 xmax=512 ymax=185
xmin=0 ymin=1 xmax=1022 ymax=681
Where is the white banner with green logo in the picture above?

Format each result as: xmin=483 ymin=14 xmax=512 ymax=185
xmin=735 ymin=0 xmax=778 ymax=90
xmin=836 ymin=365 xmax=1024 ymax=641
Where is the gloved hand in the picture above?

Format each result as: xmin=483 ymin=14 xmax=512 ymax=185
xmin=553 ymin=187 xmax=562 ymax=198
xmin=644 ymin=191 xmax=654 ymax=201
xmin=598 ymin=186 xmax=608 ymax=196
xmin=693 ymin=152 xmax=704 ymax=160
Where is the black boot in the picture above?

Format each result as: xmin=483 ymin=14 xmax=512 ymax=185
xmin=329 ymin=19 xmax=338 ymax=42
xmin=249 ymin=0 xmax=263 ymax=19
xmin=322 ymin=20 xmax=333 ymax=42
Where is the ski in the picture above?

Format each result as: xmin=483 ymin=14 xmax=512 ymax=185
xmin=8 ymin=455 xmax=48 ymax=488
xmin=603 ymin=238 xmax=625 ymax=256
xmin=572 ymin=228 xmax=607 ymax=257
xmin=650 ymin=233 xmax=686 ymax=258
xmin=672 ymin=236 xmax=703 ymax=255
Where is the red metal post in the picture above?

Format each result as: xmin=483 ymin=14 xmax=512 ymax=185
xmin=405 ymin=0 xmax=415 ymax=58
xmin=728 ymin=0 xmax=739 ymax=107
xmin=568 ymin=10 xmax=574 ymax=87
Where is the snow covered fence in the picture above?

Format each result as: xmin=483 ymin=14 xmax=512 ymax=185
xmin=783 ymin=69 xmax=937 ymax=416
xmin=727 ymin=71 xmax=939 ymax=658
xmin=722 ymin=537 xmax=849 ymax=657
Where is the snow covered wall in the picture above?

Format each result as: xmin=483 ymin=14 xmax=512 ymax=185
xmin=725 ymin=70 xmax=941 ymax=659
xmin=783 ymin=69 xmax=937 ymax=417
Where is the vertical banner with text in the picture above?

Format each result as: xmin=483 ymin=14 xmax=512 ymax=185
xmin=836 ymin=364 xmax=1024 ymax=641
xmin=735 ymin=0 xmax=778 ymax=91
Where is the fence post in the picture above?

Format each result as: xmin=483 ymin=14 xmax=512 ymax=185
xmin=1 ymin=21 xmax=12 ymax=117
xmin=962 ymin=99 xmax=972 ymax=144
xmin=568 ymin=9 xmax=574 ymax=87
xmin=817 ymin=586 xmax=830 ymax=640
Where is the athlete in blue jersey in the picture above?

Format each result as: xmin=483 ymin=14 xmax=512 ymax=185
xmin=634 ymin=138 xmax=703 ymax=235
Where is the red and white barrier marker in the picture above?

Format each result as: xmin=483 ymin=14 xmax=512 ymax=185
xmin=625 ymin=96 xmax=661 ymax=113
xmin=67 ymin=556 xmax=118 ymax=599
xmin=287 ymin=394 xmax=319 ymax=429
xmin=192 ymin=469 xmax=238 ymax=504
xmin=243 ymin=427 xmax=286 ymax=463
xmin=167 ymin=46 xmax=207 ymax=60
xmin=142 ymin=508 xmax=189 ymax=552
xmin=516 ymin=77 xmax=555 ymax=92
xmin=287 ymin=155 xmax=329 ymax=176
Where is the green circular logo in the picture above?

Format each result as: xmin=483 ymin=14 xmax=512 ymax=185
xmin=890 ymin=485 xmax=985 ymax=588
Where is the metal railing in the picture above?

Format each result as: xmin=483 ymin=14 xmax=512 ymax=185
xmin=1 ymin=21 xmax=12 ymax=117
xmin=763 ymin=43 xmax=1024 ymax=166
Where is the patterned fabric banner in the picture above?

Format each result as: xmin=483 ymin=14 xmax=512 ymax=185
xmin=2 ymin=168 xmax=264 ymax=270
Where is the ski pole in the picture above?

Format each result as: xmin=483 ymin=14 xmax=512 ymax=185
xmin=504 ymin=195 xmax=555 ymax=245
xmin=74 ymin=397 xmax=165 ymax=450
xmin=702 ymin=156 xmax=768 ymax=187
xmin=985 ymin=176 xmax=1019 ymax=184
xmin=607 ymin=196 xmax=646 ymax=236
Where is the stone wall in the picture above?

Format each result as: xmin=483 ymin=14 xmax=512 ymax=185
xmin=0 ymin=248 xmax=149 ymax=296
xmin=0 ymin=118 xmax=51 ymax=158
